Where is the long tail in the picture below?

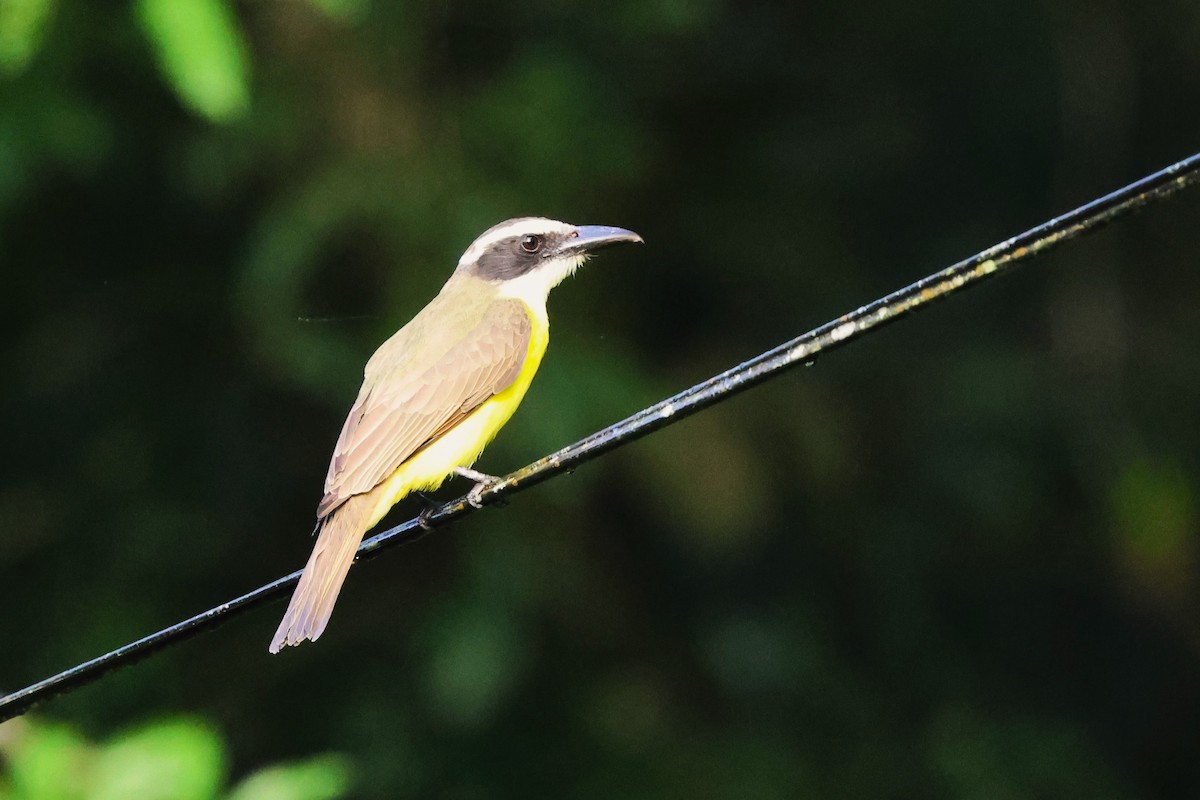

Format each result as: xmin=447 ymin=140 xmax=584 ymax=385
xmin=269 ymin=490 xmax=377 ymax=653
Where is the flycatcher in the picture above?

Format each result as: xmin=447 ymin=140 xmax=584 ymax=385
xmin=270 ymin=217 xmax=642 ymax=652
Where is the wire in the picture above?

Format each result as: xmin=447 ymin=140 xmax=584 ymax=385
xmin=3 ymin=152 xmax=1199 ymax=724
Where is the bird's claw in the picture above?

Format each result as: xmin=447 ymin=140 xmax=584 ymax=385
xmin=454 ymin=466 xmax=501 ymax=510
xmin=417 ymin=506 xmax=436 ymax=532
xmin=466 ymin=484 xmax=489 ymax=509
xmin=413 ymin=491 xmax=440 ymax=531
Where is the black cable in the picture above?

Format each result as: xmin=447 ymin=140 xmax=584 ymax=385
xmin=3 ymin=152 xmax=1199 ymax=724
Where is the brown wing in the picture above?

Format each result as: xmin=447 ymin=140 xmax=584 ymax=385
xmin=316 ymin=299 xmax=532 ymax=518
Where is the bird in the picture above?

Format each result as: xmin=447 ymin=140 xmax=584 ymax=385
xmin=269 ymin=217 xmax=643 ymax=652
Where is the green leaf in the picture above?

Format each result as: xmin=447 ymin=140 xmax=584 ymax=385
xmin=135 ymin=0 xmax=249 ymax=123
xmin=0 ymin=0 xmax=55 ymax=76
xmin=227 ymin=756 xmax=352 ymax=800
xmin=3 ymin=721 xmax=89 ymax=800
xmin=88 ymin=718 xmax=225 ymax=800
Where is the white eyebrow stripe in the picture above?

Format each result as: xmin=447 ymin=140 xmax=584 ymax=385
xmin=457 ymin=217 xmax=572 ymax=267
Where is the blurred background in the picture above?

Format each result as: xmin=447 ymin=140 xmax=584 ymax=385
xmin=2 ymin=0 xmax=1200 ymax=797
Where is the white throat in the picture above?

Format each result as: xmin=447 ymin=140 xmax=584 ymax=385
xmin=494 ymin=254 xmax=586 ymax=310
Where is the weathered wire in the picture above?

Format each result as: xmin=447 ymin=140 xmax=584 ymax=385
xmin=3 ymin=152 xmax=1199 ymax=724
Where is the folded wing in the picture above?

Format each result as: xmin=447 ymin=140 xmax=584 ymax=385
xmin=317 ymin=298 xmax=532 ymax=518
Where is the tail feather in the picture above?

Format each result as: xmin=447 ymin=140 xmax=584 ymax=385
xmin=269 ymin=491 xmax=376 ymax=653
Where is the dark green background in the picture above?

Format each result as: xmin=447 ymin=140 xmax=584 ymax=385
xmin=3 ymin=0 xmax=1200 ymax=796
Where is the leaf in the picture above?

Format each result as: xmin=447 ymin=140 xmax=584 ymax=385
xmin=88 ymin=718 xmax=225 ymax=800
xmin=2 ymin=721 xmax=88 ymax=800
xmin=0 ymin=0 xmax=55 ymax=76
xmin=135 ymin=0 xmax=249 ymax=123
xmin=227 ymin=756 xmax=352 ymax=800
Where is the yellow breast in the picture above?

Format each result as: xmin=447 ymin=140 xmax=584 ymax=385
xmin=365 ymin=301 xmax=549 ymax=527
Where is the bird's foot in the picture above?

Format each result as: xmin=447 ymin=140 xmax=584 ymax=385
xmin=414 ymin=491 xmax=439 ymax=531
xmin=453 ymin=467 xmax=502 ymax=509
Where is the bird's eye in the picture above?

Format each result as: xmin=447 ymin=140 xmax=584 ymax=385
xmin=520 ymin=234 xmax=542 ymax=253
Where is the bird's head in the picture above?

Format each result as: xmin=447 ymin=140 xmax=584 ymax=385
xmin=456 ymin=217 xmax=643 ymax=298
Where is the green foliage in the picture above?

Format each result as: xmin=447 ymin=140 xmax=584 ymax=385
xmin=135 ymin=0 xmax=249 ymax=122
xmin=1109 ymin=455 xmax=1198 ymax=607
xmin=0 ymin=717 xmax=350 ymax=800
xmin=301 ymin=0 xmax=369 ymax=23
xmin=927 ymin=707 xmax=1135 ymax=799
xmin=0 ymin=0 xmax=54 ymax=75
xmin=227 ymin=757 xmax=351 ymax=800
